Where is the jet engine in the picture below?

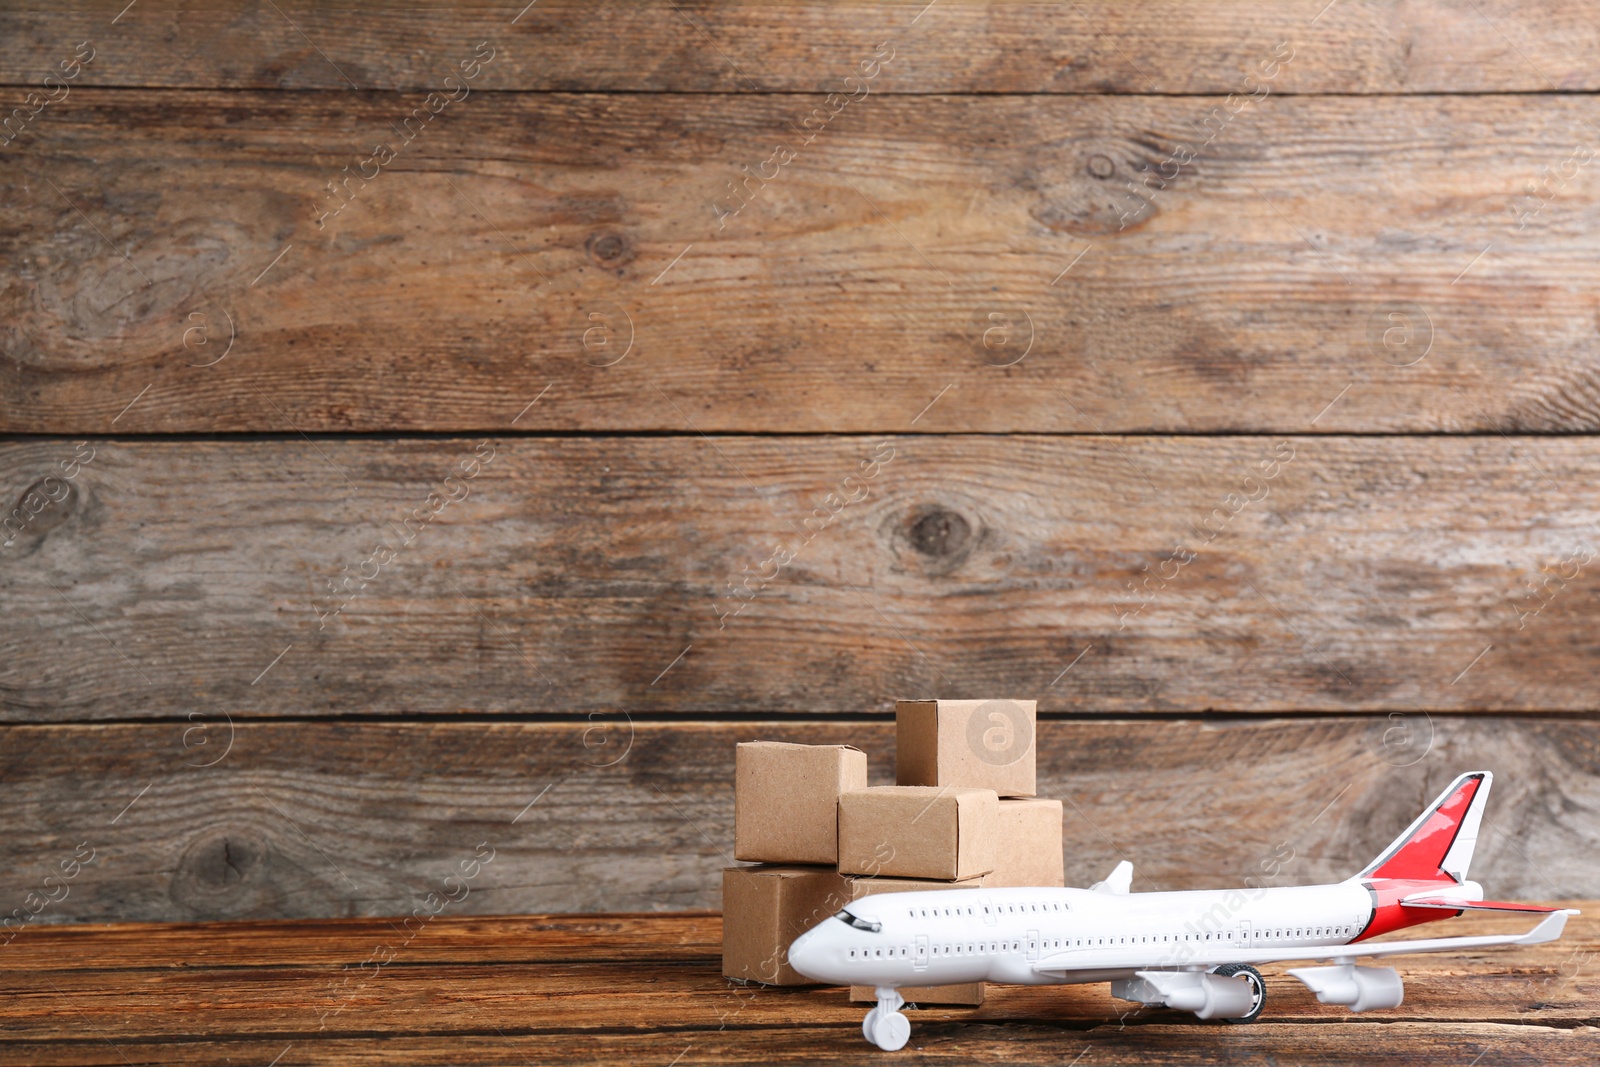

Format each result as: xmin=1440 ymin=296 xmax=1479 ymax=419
xmin=1112 ymin=970 xmax=1259 ymax=1019
xmin=1287 ymin=963 xmax=1405 ymax=1012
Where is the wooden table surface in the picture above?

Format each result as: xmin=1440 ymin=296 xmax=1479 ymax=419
xmin=2 ymin=908 xmax=1595 ymax=1065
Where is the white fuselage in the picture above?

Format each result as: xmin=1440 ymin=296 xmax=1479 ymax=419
xmin=789 ymin=883 xmax=1376 ymax=987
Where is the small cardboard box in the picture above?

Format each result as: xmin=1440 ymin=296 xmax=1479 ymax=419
xmin=722 ymin=865 xmax=852 ymax=985
xmin=848 ymin=875 xmax=987 ymax=898
xmin=987 ymin=798 xmax=1065 ymax=888
xmin=735 ymin=741 xmax=868 ymax=864
xmin=896 ymin=699 xmax=1037 ymax=797
xmin=837 ymin=785 xmax=998 ymax=881
xmin=851 ymin=979 xmax=985 ymax=1005
xmin=847 ymin=876 xmax=987 ymax=1006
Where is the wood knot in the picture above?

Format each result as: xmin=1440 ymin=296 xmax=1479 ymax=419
xmin=585 ymin=232 xmax=633 ymax=270
xmin=171 ymin=828 xmax=280 ymax=918
xmin=909 ymin=507 xmax=971 ymax=560
xmin=1025 ymin=138 xmax=1161 ymax=235
xmin=2 ymin=474 xmax=80 ymax=556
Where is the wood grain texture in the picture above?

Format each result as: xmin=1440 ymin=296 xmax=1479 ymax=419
xmin=4 ymin=1 xmax=1600 ymax=94
xmin=0 ymin=720 xmax=1595 ymax=925
xmin=7 ymin=436 xmax=1600 ymax=717
xmin=2 ymin=932 xmax=1594 ymax=1036
xmin=0 ymin=911 xmax=1594 ymax=1063
xmin=6 ymin=92 xmax=1600 ymax=433
xmin=0 ymin=913 xmax=724 ymax=971
xmin=0 ymin=1026 xmax=1594 ymax=1067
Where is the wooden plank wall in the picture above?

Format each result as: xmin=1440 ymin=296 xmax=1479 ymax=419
xmin=3 ymin=1 xmax=1599 ymax=923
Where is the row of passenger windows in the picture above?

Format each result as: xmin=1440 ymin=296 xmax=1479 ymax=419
xmin=1064 ymin=925 xmax=1357 ymax=945
xmin=849 ymin=942 xmax=1014 ymax=960
xmin=904 ymin=901 xmax=1066 ymax=919
xmin=844 ymin=925 xmax=1358 ymax=961
xmin=1256 ymin=925 xmax=1355 ymax=939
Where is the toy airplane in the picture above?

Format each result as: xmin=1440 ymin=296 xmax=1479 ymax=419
xmin=789 ymin=771 xmax=1576 ymax=1051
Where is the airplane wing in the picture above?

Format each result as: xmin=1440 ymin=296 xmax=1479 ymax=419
xmin=1032 ymin=910 xmax=1575 ymax=976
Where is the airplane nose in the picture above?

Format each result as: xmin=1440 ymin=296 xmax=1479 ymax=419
xmin=787 ymin=926 xmax=828 ymax=981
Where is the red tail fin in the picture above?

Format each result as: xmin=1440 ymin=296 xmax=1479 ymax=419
xmin=1356 ymin=772 xmax=1490 ymax=884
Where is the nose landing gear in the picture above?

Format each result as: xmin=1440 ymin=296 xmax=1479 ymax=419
xmin=861 ymin=986 xmax=911 ymax=1050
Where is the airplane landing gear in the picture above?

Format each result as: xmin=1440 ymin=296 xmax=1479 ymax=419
xmin=861 ymin=986 xmax=910 ymax=1050
xmin=1213 ymin=964 xmax=1266 ymax=1023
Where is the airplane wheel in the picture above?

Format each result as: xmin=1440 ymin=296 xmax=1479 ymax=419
xmin=1215 ymin=964 xmax=1266 ymax=1023
xmin=861 ymin=1006 xmax=880 ymax=1042
xmin=869 ymin=1009 xmax=911 ymax=1051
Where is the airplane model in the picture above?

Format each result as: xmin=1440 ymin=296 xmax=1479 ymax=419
xmin=788 ymin=771 xmax=1577 ymax=1051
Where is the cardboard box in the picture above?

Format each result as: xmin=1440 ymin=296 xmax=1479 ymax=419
xmin=837 ymin=785 xmax=998 ymax=880
xmin=851 ymin=980 xmax=984 ymax=1005
xmin=848 ymin=875 xmax=987 ymax=898
xmin=847 ymin=876 xmax=986 ymax=1006
xmin=722 ymin=865 xmax=852 ymax=985
xmin=896 ymin=699 xmax=1037 ymax=797
xmin=735 ymin=741 xmax=868 ymax=864
xmin=987 ymin=798 xmax=1065 ymax=888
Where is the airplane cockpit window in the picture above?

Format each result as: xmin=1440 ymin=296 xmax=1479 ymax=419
xmin=833 ymin=909 xmax=882 ymax=933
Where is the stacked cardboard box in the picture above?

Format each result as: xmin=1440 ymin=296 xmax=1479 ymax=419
xmin=722 ymin=742 xmax=865 ymax=986
xmin=722 ymin=699 xmax=1065 ymax=1006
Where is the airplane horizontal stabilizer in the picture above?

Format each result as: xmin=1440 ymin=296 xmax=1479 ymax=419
xmin=1399 ymin=897 xmax=1569 ymax=914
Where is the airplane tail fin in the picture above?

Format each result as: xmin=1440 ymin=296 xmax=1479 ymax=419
xmin=1091 ymin=860 xmax=1133 ymax=895
xmin=1354 ymin=771 xmax=1492 ymax=884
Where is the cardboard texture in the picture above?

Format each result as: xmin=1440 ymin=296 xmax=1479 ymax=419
xmin=735 ymin=741 xmax=868 ymax=864
xmin=721 ymin=865 xmax=852 ymax=985
xmin=848 ymin=875 xmax=988 ymax=898
xmin=895 ymin=699 xmax=1037 ymax=797
xmin=837 ymin=785 xmax=999 ymax=880
xmin=847 ymin=876 xmax=987 ymax=1006
xmin=987 ymin=797 xmax=1066 ymax=888
xmin=851 ymin=981 xmax=985 ymax=1006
